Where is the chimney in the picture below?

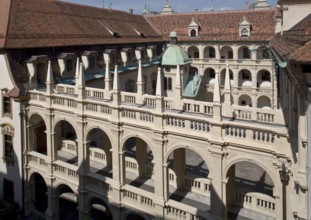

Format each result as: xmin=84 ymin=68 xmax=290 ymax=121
xmin=245 ymin=1 xmax=249 ymax=10
xmin=129 ymin=9 xmax=133 ymax=14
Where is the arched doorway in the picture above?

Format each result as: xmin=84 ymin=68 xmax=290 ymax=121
xmin=188 ymin=46 xmax=200 ymax=59
xmin=57 ymin=184 xmax=78 ymax=220
xmin=220 ymin=68 xmax=233 ymax=86
xmin=239 ymin=95 xmax=252 ymax=107
xmin=29 ymin=114 xmax=47 ymax=155
xmin=238 ymin=69 xmax=252 ymax=88
xmin=90 ymin=198 xmax=113 ymax=220
xmin=126 ymin=213 xmax=146 ymax=220
xmin=166 ymin=148 xmax=210 ymax=210
xmin=54 ymin=120 xmax=77 ymax=164
xmin=86 ymin=128 xmax=112 ymax=178
xmin=226 ymin=161 xmax=276 ymax=219
xmin=29 ymin=173 xmax=48 ymax=214
xmin=123 ymin=137 xmax=154 ymax=192
xmin=220 ymin=46 xmax=233 ymax=59
xmin=257 ymin=96 xmax=271 ymax=109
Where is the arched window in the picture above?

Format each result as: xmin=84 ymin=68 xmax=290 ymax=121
xmin=241 ymin=28 xmax=249 ymax=37
xmin=209 ymin=47 xmax=215 ymax=58
xmin=1 ymin=124 xmax=14 ymax=163
xmin=190 ymin=29 xmax=196 ymax=37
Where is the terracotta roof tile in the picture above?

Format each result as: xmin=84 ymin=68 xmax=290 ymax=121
xmin=0 ymin=0 xmax=12 ymax=48
xmin=271 ymin=13 xmax=311 ymax=63
xmin=145 ymin=10 xmax=276 ymax=42
xmin=2 ymin=0 xmax=163 ymax=49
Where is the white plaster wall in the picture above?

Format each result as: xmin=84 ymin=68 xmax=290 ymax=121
xmin=0 ymin=54 xmax=23 ymax=208
xmin=282 ymin=2 xmax=311 ymax=31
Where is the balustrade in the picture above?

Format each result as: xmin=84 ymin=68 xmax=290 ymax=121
xmin=53 ymin=160 xmax=78 ymax=181
xmin=166 ymin=200 xmax=211 ymax=220
xmin=234 ymin=190 xmax=276 ymax=217
xmin=56 ymin=84 xmax=76 ymax=95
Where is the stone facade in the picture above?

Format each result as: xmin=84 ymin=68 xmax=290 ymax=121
xmin=0 ymin=0 xmax=309 ymax=220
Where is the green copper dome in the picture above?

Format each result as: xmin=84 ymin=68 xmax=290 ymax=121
xmin=161 ymin=45 xmax=191 ymax=66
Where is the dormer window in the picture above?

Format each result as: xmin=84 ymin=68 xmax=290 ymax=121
xmin=66 ymin=59 xmax=73 ymax=72
xmin=241 ymin=28 xmax=249 ymax=37
xmin=90 ymin=57 xmax=95 ymax=69
xmin=190 ymin=29 xmax=197 ymax=37
xmin=239 ymin=17 xmax=251 ymax=37
xmin=56 ymin=53 xmax=77 ymax=77
xmin=82 ymin=51 xmax=98 ymax=71
xmin=188 ymin=18 xmax=200 ymax=37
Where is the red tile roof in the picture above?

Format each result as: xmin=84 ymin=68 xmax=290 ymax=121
xmin=0 ymin=0 xmax=163 ymax=49
xmin=0 ymin=0 xmax=12 ymax=48
xmin=145 ymin=10 xmax=276 ymax=42
xmin=271 ymin=13 xmax=311 ymax=63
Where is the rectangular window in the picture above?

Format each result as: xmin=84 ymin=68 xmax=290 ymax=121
xmin=3 ymin=96 xmax=11 ymax=115
xmin=3 ymin=179 xmax=14 ymax=202
xmin=164 ymin=77 xmax=168 ymax=90
xmin=4 ymin=135 xmax=13 ymax=161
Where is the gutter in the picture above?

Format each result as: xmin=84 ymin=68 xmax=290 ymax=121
xmin=269 ymin=47 xmax=288 ymax=69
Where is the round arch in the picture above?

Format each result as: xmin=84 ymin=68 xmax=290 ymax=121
xmin=238 ymin=94 xmax=252 ymax=107
xmin=224 ymin=155 xmax=281 ymax=196
xmin=54 ymin=182 xmax=77 ymax=195
xmin=238 ymin=69 xmax=252 ymax=87
xmin=28 ymin=172 xmax=48 ymax=213
xmin=220 ymin=67 xmax=234 ymax=86
xmin=121 ymin=133 xmax=156 ymax=155
xmin=187 ymin=45 xmax=200 ymax=59
xmin=85 ymin=126 xmax=113 ymax=146
xmin=220 ymin=46 xmax=233 ymax=59
xmin=86 ymin=195 xmax=114 ymax=220
xmin=52 ymin=117 xmax=78 ymax=135
xmin=238 ymin=45 xmax=251 ymax=59
xmin=28 ymin=111 xmax=48 ymax=127
xmin=165 ymin=144 xmax=214 ymax=179
xmin=28 ymin=113 xmax=47 ymax=154
xmin=257 ymin=95 xmax=272 ymax=109
xmin=203 ymin=46 xmax=216 ymax=59
xmin=123 ymin=211 xmax=148 ymax=220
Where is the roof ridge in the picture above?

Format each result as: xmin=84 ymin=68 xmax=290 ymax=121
xmin=145 ymin=9 xmax=275 ymax=17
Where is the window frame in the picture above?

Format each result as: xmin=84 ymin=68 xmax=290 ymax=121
xmin=241 ymin=28 xmax=249 ymax=37
xmin=2 ymin=90 xmax=12 ymax=118
xmin=2 ymin=124 xmax=14 ymax=164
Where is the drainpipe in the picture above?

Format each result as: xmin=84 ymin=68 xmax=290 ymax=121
xmin=20 ymin=101 xmax=26 ymax=216
xmin=307 ymin=88 xmax=311 ymax=220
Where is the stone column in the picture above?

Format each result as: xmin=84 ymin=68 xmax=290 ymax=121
xmin=199 ymin=45 xmax=204 ymax=60
xmin=215 ymin=45 xmax=221 ymax=60
xmin=233 ymin=45 xmax=239 ymax=60
xmin=136 ymin=138 xmax=147 ymax=177
xmin=45 ymin=178 xmax=58 ymax=220
xmin=210 ymin=146 xmax=226 ymax=220
xmin=174 ymin=148 xmax=185 ymax=189
xmin=279 ymin=163 xmax=289 ymax=220
xmin=152 ymin=134 xmax=166 ymax=219
xmin=111 ymin=126 xmax=123 ymax=205
xmin=136 ymin=61 xmax=145 ymax=105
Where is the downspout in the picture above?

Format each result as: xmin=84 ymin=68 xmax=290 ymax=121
xmin=20 ymin=101 xmax=26 ymax=216
xmin=308 ymin=88 xmax=311 ymax=220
